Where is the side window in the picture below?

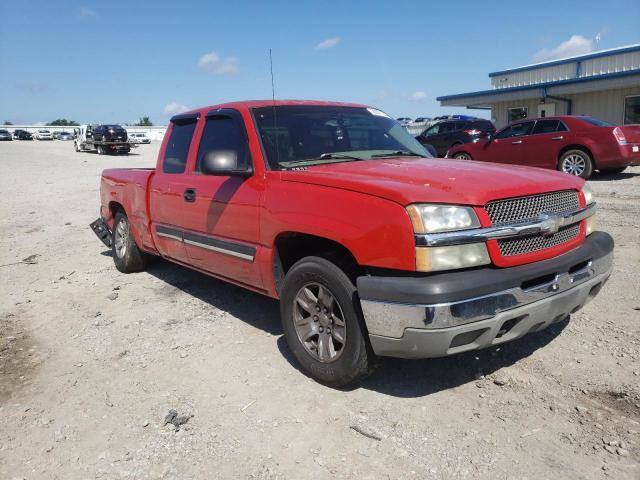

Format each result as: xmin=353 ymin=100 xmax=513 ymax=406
xmin=453 ymin=121 xmax=467 ymax=131
xmin=496 ymin=122 xmax=534 ymax=139
xmin=556 ymin=121 xmax=568 ymax=132
xmin=196 ymin=116 xmax=250 ymax=172
xmin=163 ymin=121 xmax=197 ymax=174
xmin=425 ymin=124 xmax=440 ymax=136
xmin=532 ymin=120 xmax=560 ymax=135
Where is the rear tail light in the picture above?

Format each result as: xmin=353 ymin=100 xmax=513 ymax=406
xmin=464 ymin=129 xmax=481 ymax=135
xmin=613 ymin=127 xmax=627 ymax=145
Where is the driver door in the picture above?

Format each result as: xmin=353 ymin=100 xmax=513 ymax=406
xmin=480 ymin=121 xmax=534 ymax=165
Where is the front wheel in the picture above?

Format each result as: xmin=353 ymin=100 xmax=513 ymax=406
xmin=280 ymin=256 xmax=371 ymax=387
xmin=558 ymin=149 xmax=593 ymax=179
xmin=111 ymin=212 xmax=149 ymax=273
xmin=454 ymin=152 xmax=473 ymax=160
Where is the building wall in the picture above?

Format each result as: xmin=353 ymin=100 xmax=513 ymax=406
xmin=490 ymin=86 xmax=640 ymax=128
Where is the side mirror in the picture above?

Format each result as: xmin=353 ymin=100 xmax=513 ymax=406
xmin=201 ymin=149 xmax=253 ymax=177
xmin=424 ymin=144 xmax=437 ymax=157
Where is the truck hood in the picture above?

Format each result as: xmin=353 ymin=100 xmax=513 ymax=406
xmin=278 ymin=157 xmax=584 ymax=206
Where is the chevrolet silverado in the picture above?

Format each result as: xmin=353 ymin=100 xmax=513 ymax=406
xmin=91 ymin=100 xmax=613 ymax=386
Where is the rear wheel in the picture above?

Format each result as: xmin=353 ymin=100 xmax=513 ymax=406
xmin=97 ymin=145 xmax=104 ymax=155
xmin=280 ymin=256 xmax=371 ymax=387
xmin=558 ymin=149 xmax=593 ymax=179
xmin=111 ymin=212 xmax=149 ymax=273
xmin=454 ymin=152 xmax=473 ymax=160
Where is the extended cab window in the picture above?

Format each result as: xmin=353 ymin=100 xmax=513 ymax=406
xmin=163 ymin=119 xmax=197 ymax=174
xmin=196 ymin=115 xmax=250 ymax=171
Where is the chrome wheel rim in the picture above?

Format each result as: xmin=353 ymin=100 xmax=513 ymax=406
xmin=114 ymin=220 xmax=128 ymax=259
xmin=455 ymin=153 xmax=471 ymax=160
xmin=561 ymin=154 xmax=586 ymax=176
xmin=292 ymin=282 xmax=346 ymax=363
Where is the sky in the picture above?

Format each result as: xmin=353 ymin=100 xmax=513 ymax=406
xmin=1 ymin=0 xmax=639 ymax=125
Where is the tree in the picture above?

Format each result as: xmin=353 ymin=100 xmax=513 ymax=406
xmin=135 ymin=116 xmax=153 ymax=126
xmin=3 ymin=121 xmax=13 ymax=125
xmin=47 ymin=119 xmax=79 ymax=126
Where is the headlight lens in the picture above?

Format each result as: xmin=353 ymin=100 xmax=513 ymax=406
xmin=415 ymin=244 xmax=490 ymax=272
xmin=581 ymin=184 xmax=594 ymax=205
xmin=406 ymin=204 xmax=480 ymax=234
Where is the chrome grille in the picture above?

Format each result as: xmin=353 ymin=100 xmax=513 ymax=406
xmin=497 ymin=224 xmax=581 ymax=257
xmin=486 ymin=190 xmax=580 ymax=226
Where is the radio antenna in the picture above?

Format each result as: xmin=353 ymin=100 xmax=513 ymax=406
xmin=269 ymin=48 xmax=280 ymax=163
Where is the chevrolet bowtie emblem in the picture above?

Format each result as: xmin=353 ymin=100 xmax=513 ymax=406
xmin=538 ymin=213 xmax=561 ymax=237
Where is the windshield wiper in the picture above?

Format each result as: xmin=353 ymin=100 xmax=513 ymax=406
xmin=317 ymin=153 xmax=364 ymax=161
xmin=371 ymin=150 xmax=424 ymax=158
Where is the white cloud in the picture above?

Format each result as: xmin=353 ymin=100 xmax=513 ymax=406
xmin=197 ymin=52 xmax=239 ymax=75
xmin=315 ymin=37 xmax=341 ymax=50
xmin=78 ymin=7 xmax=97 ymax=18
xmin=409 ymin=91 xmax=427 ymax=102
xmin=532 ymin=35 xmax=593 ymax=62
xmin=163 ymin=102 xmax=190 ymax=116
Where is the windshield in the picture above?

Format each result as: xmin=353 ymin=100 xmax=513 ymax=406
xmin=252 ymin=105 xmax=431 ymax=170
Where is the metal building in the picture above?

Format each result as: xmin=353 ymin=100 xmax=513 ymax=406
xmin=437 ymin=44 xmax=640 ymax=128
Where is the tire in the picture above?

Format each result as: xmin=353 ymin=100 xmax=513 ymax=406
xmin=558 ymin=149 xmax=593 ymax=179
xmin=74 ymin=142 xmax=79 ymax=152
xmin=600 ymin=166 xmax=626 ymax=174
xmin=111 ymin=212 xmax=149 ymax=273
xmin=454 ymin=152 xmax=473 ymax=160
xmin=280 ymin=256 xmax=371 ymax=387
xmin=97 ymin=145 xmax=104 ymax=155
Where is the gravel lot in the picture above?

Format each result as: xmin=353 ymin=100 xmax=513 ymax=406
xmin=1 ymin=140 xmax=639 ymax=479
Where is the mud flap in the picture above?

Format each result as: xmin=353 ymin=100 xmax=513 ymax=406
xmin=90 ymin=218 xmax=112 ymax=248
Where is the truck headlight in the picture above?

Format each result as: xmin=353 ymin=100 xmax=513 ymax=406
xmin=406 ymin=204 xmax=480 ymax=234
xmin=581 ymin=184 xmax=594 ymax=205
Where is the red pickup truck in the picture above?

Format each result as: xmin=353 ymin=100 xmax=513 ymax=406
xmin=91 ymin=100 xmax=613 ymax=386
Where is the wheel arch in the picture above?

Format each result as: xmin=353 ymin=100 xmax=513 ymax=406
xmin=272 ymin=232 xmax=362 ymax=296
xmin=557 ymin=144 xmax=596 ymax=168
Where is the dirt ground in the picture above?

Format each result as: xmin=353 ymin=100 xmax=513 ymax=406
xmin=1 ymin=140 xmax=639 ymax=480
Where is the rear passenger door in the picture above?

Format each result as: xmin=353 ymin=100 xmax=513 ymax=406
xmin=148 ymin=113 xmax=200 ymax=263
xmin=180 ymin=109 xmax=264 ymax=289
xmin=523 ymin=119 xmax=570 ymax=169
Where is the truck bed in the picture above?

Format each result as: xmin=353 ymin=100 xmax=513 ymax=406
xmin=100 ymin=168 xmax=157 ymax=254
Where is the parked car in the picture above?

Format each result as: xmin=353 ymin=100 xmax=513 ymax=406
xmin=446 ymin=116 xmax=640 ymax=178
xmin=396 ymin=117 xmax=413 ymax=126
xmin=91 ymin=124 xmax=128 ymax=143
xmin=0 ymin=129 xmax=13 ymax=141
xmin=129 ymin=132 xmax=151 ymax=144
xmin=56 ymin=131 xmax=74 ymax=140
xmin=90 ymin=100 xmax=612 ymax=387
xmin=417 ymin=118 xmax=496 ymax=156
xmin=413 ymin=117 xmax=431 ymax=123
xmin=13 ymin=129 xmax=33 ymax=140
xmin=35 ymin=129 xmax=53 ymax=140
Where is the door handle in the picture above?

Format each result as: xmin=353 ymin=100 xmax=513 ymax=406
xmin=551 ymin=136 xmax=564 ymax=141
xmin=183 ymin=188 xmax=196 ymax=203
xmin=511 ymin=140 xmax=522 ymax=144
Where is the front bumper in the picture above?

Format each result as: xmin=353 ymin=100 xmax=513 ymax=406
xmin=358 ymin=232 xmax=613 ymax=359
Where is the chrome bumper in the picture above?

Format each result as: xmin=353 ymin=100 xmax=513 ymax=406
xmin=361 ymin=249 xmax=612 ymax=339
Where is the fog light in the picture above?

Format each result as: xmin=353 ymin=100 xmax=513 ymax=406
xmin=416 ymin=243 xmax=490 ymax=272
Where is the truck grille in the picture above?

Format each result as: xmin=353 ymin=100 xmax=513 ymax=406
xmin=497 ymin=224 xmax=581 ymax=257
xmin=485 ymin=190 xmax=579 ymax=225
xmin=485 ymin=190 xmax=581 ymax=257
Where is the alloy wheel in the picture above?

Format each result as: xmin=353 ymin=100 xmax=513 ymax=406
xmin=114 ymin=219 xmax=128 ymax=259
xmin=292 ymin=282 xmax=346 ymax=363
xmin=561 ymin=154 xmax=586 ymax=176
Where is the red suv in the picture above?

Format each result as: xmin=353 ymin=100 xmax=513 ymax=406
xmin=447 ymin=116 xmax=640 ymax=178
